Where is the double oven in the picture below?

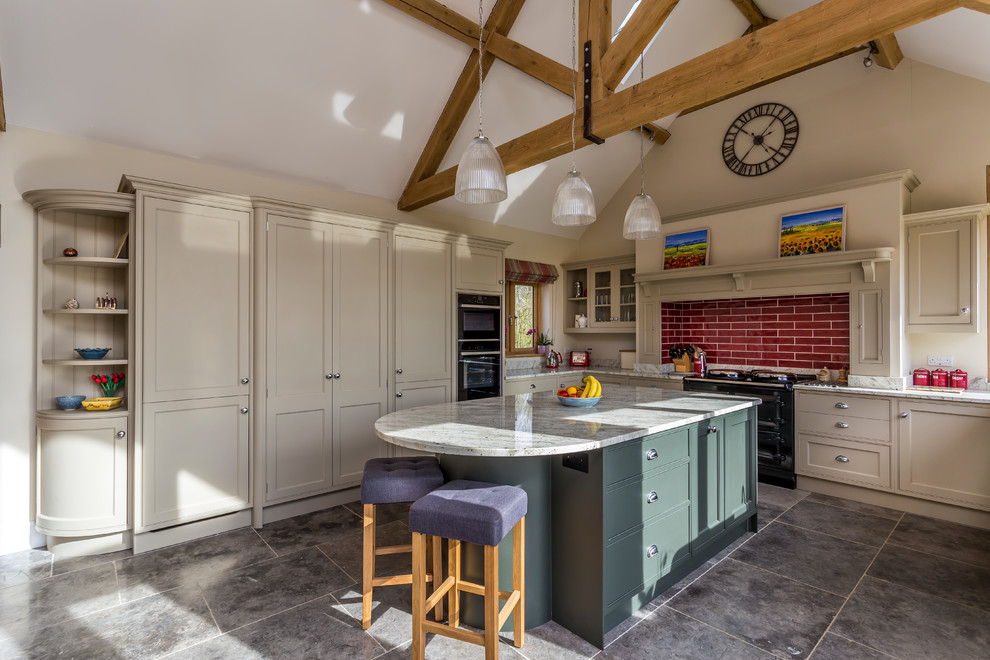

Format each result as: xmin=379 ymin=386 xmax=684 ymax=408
xmin=456 ymin=293 xmax=502 ymax=401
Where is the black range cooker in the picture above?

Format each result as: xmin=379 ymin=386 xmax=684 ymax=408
xmin=683 ymin=369 xmax=817 ymax=489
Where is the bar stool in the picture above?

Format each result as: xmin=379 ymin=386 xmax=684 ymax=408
xmin=360 ymin=456 xmax=445 ymax=630
xmin=409 ymin=480 xmax=527 ymax=660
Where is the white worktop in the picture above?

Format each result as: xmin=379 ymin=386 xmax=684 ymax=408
xmin=374 ymin=386 xmax=758 ymax=457
xmin=794 ymin=382 xmax=990 ymax=404
xmin=504 ymin=366 xmax=688 ymax=381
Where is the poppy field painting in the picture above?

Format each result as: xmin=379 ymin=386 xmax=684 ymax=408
xmin=663 ymin=229 xmax=709 ymax=270
xmin=779 ymin=205 xmax=845 ymax=257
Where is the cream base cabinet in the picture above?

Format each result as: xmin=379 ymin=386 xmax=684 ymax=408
xmin=898 ymin=400 xmax=990 ymax=511
xmin=263 ymin=211 xmax=390 ymax=503
xmin=127 ymin=178 xmax=253 ymax=532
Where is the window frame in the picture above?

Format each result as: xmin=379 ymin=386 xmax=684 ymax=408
xmin=506 ymin=281 xmax=544 ymax=356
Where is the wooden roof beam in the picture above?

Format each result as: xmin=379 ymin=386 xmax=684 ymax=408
xmin=601 ymin=0 xmax=680 ymax=92
xmin=731 ymin=0 xmax=774 ymax=30
xmin=398 ymin=0 xmax=962 ymax=211
xmin=871 ymin=34 xmax=904 ymax=69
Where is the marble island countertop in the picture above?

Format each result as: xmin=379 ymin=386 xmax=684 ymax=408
xmin=375 ymin=386 xmax=758 ymax=457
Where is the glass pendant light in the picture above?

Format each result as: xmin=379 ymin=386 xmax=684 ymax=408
xmin=623 ymin=54 xmax=662 ymax=240
xmin=455 ymin=0 xmax=507 ymax=204
xmin=552 ymin=0 xmax=596 ymax=226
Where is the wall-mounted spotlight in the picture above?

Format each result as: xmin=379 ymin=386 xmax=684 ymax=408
xmin=863 ymin=41 xmax=879 ymax=68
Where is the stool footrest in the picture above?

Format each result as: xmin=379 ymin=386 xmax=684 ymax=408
xmin=456 ymin=580 xmax=514 ymax=602
xmin=498 ymin=590 xmax=521 ymax=630
xmin=421 ymin=620 xmax=485 ymax=647
xmin=375 ymin=544 xmax=412 ymax=556
xmin=424 ymin=575 xmax=455 ymax=611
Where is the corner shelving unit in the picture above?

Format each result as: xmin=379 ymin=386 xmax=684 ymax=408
xmin=561 ymin=255 xmax=637 ymax=334
xmin=26 ymin=189 xmax=136 ymax=556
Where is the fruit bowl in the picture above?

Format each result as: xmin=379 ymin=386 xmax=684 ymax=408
xmin=557 ymin=395 xmax=601 ymax=407
xmin=74 ymin=347 xmax=111 ymax=360
xmin=80 ymin=396 xmax=123 ymax=411
xmin=55 ymin=395 xmax=86 ymax=410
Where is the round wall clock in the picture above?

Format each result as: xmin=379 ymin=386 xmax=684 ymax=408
xmin=721 ymin=103 xmax=799 ymax=177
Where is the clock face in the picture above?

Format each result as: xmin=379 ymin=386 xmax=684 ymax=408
xmin=722 ymin=103 xmax=799 ymax=177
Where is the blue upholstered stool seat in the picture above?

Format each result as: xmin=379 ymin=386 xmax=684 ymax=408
xmin=361 ymin=456 xmax=445 ymax=505
xmin=409 ymin=479 xmax=528 ymax=547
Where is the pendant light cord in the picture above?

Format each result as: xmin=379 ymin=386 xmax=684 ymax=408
xmin=570 ymin=0 xmax=577 ymax=173
xmin=639 ymin=54 xmax=645 ymax=194
xmin=478 ymin=0 xmax=485 ymax=137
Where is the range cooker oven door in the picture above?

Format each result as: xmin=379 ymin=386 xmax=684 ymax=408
xmin=682 ymin=378 xmax=796 ymax=489
xmin=457 ymin=353 xmax=501 ymax=401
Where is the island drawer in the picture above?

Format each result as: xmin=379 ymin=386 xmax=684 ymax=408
xmin=797 ymin=391 xmax=891 ymax=420
xmin=605 ymin=462 xmax=689 ymax=540
xmin=798 ymin=410 xmax=890 ymax=443
xmin=604 ymin=504 xmax=690 ymax=606
xmin=605 ymin=427 xmax=690 ymax=485
xmin=796 ymin=434 xmax=891 ymax=489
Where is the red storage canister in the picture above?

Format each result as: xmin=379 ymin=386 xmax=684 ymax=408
xmin=912 ymin=368 xmax=930 ymax=386
xmin=950 ymin=369 xmax=968 ymax=389
xmin=931 ymin=368 xmax=949 ymax=388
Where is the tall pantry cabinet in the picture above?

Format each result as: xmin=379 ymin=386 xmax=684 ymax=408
xmin=255 ymin=201 xmax=392 ymax=505
xmin=121 ymin=177 xmax=254 ymax=536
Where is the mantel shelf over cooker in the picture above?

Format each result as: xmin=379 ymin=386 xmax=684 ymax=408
xmin=635 ymin=247 xmax=895 ymax=300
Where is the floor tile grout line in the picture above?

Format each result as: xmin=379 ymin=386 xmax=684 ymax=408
xmin=884 ymin=538 xmax=990 ymax=572
xmin=817 ymin=631 xmax=904 ymax=659
xmin=659 ymin=604 xmax=781 ymax=657
xmin=803 ymin=495 xmax=906 ymax=523
xmin=771 ymin=518 xmax=893 ymax=550
xmin=806 ymin=512 xmax=904 ymax=659
xmin=866 ymin=574 xmax=990 ymax=616
xmin=249 ymin=524 xmax=280 ymax=558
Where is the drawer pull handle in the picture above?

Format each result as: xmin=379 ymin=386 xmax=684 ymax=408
xmin=834 ymin=402 xmax=849 ymax=409
xmin=645 ymin=448 xmax=659 ymax=461
xmin=835 ymin=422 xmax=849 ymax=429
xmin=899 ymin=412 xmax=909 ymax=419
xmin=646 ymin=544 xmax=659 ymax=558
xmin=646 ymin=491 xmax=658 ymax=504
xmin=835 ymin=455 xmax=850 ymax=463
xmin=530 ymin=383 xmax=537 ymax=389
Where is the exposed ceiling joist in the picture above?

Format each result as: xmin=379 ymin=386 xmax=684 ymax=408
xmin=400 ymin=0 xmax=525 ymax=191
xmin=398 ymin=0 xmax=963 ymax=211
xmin=580 ymin=0 xmax=612 ymax=108
xmin=872 ymin=34 xmax=904 ymax=69
xmin=731 ymin=0 xmax=773 ymax=29
xmin=601 ymin=0 xmax=680 ymax=92
xmin=960 ymin=0 xmax=990 ymax=13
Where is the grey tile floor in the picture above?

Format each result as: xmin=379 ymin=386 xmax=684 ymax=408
xmin=2 ymin=485 xmax=989 ymax=659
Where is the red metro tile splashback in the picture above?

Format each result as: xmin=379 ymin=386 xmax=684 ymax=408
xmin=661 ymin=294 xmax=850 ymax=370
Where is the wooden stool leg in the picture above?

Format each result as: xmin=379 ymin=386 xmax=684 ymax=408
xmin=431 ymin=534 xmax=444 ymax=621
xmin=361 ymin=503 xmax=375 ymax=630
xmin=411 ymin=532 xmax=427 ymax=660
xmin=513 ymin=517 xmax=525 ymax=648
xmin=448 ymin=538 xmax=461 ymax=628
xmin=484 ymin=543 xmax=499 ymax=660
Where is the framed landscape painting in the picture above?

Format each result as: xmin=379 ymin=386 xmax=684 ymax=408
xmin=663 ymin=228 xmax=710 ymax=270
xmin=779 ymin=205 xmax=845 ymax=257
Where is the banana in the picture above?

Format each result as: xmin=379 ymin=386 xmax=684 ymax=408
xmin=591 ymin=377 xmax=602 ymax=398
xmin=581 ymin=376 xmax=593 ymax=398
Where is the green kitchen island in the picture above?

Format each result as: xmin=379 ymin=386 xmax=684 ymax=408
xmin=374 ymin=386 xmax=760 ymax=648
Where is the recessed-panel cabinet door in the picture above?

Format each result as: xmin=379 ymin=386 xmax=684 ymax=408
xmin=141 ymin=396 xmax=250 ymax=530
xmin=332 ymin=226 xmax=389 ymax=486
xmin=265 ymin=218 xmax=333 ymax=502
xmin=395 ymin=235 xmax=452 ymax=383
xmin=723 ymin=411 xmax=755 ymax=524
xmin=142 ymin=197 xmax=251 ymax=401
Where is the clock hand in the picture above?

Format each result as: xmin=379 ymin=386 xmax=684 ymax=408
xmin=761 ymin=141 xmax=784 ymax=157
xmin=741 ymin=143 xmax=758 ymax=162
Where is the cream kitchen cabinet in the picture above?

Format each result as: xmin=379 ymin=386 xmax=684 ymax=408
xmin=126 ymin=177 xmax=253 ymax=531
xmin=261 ymin=209 xmax=391 ymax=503
xmin=562 ymin=256 xmax=636 ymax=333
xmin=898 ymin=400 xmax=990 ymax=511
xmin=454 ymin=240 xmax=507 ymax=293
xmin=905 ymin=205 xmax=987 ymax=333
xmin=503 ymin=374 xmax=581 ymax=395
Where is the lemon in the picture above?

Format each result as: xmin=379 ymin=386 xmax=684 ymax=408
xmin=566 ymin=386 xmax=577 ymax=395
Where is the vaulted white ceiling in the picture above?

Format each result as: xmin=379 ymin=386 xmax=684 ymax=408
xmin=2 ymin=0 xmax=989 ymax=237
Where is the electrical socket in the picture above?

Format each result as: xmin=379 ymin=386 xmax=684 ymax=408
xmin=927 ymin=355 xmax=953 ymax=367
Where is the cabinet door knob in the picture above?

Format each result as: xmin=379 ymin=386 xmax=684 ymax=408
xmin=961 ymin=307 xmax=970 ymax=314
xmin=899 ymin=412 xmax=909 ymax=418
xmin=241 ymin=377 xmax=250 ymax=384
xmin=835 ymin=455 xmax=850 ymax=463
xmin=835 ymin=421 xmax=849 ymax=429
xmin=646 ymin=491 xmax=659 ymax=504
xmin=326 ymin=373 xmax=333 ymax=380
xmin=646 ymin=544 xmax=659 ymax=558
xmin=645 ymin=448 xmax=659 ymax=460
xmin=396 ymin=368 xmax=403 ymax=374
xmin=707 ymin=425 xmax=718 ymax=435
xmin=334 ymin=373 xmax=341 ymax=379
xmin=116 ymin=430 xmax=126 ymax=438
xmin=834 ymin=402 xmax=849 ymax=409
xmin=396 ymin=392 xmax=403 ymax=398
xmin=240 ymin=407 xmax=249 ymax=414
xmin=530 ymin=383 xmax=537 ymax=389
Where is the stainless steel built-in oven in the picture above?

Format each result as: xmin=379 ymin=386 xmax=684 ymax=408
xmin=457 ymin=294 xmax=502 ymax=400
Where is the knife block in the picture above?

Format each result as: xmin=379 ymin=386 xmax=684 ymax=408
xmin=672 ymin=355 xmax=693 ymax=372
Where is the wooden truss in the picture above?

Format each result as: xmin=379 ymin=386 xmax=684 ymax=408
xmin=385 ymin=0 xmax=988 ymax=211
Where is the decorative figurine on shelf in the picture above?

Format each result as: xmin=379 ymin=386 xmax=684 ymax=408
xmin=837 ymin=367 xmax=849 ymax=385
xmin=95 ymin=292 xmax=117 ymax=310
xmin=575 ymin=314 xmax=588 ymax=328
xmin=817 ymin=367 xmax=831 ymax=382
xmin=63 ymin=297 xmax=79 ymax=309
xmin=62 ymin=247 xmax=78 ymax=257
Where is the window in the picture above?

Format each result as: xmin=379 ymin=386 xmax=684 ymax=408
xmin=506 ymin=281 xmax=543 ymax=355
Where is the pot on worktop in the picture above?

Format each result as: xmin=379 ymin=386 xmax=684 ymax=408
xmin=546 ymin=350 xmax=561 ymax=369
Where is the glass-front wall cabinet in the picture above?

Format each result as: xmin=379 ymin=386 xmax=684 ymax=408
xmin=562 ymin=256 xmax=637 ymax=333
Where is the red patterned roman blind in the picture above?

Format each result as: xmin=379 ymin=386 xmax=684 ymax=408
xmin=504 ymin=259 xmax=559 ymax=284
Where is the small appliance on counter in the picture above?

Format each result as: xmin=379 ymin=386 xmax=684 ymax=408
xmin=545 ymin=350 xmax=562 ymax=369
xmin=570 ymin=350 xmax=590 ymax=367
xmin=619 ymin=349 xmax=636 ymax=370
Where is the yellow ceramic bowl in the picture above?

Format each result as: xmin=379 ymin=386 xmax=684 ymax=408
xmin=80 ymin=396 xmax=123 ymax=411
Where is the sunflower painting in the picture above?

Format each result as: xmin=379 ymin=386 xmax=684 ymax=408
xmin=779 ymin=205 xmax=844 ymax=257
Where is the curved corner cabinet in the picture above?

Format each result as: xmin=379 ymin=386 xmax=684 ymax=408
xmin=26 ymin=189 xmax=136 ymax=556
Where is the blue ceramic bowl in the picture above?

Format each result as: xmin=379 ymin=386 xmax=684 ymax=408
xmin=55 ymin=395 xmax=86 ymax=410
xmin=74 ymin=347 xmax=111 ymax=360
xmin=557 ymin=395 xmax=602 ymax=407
